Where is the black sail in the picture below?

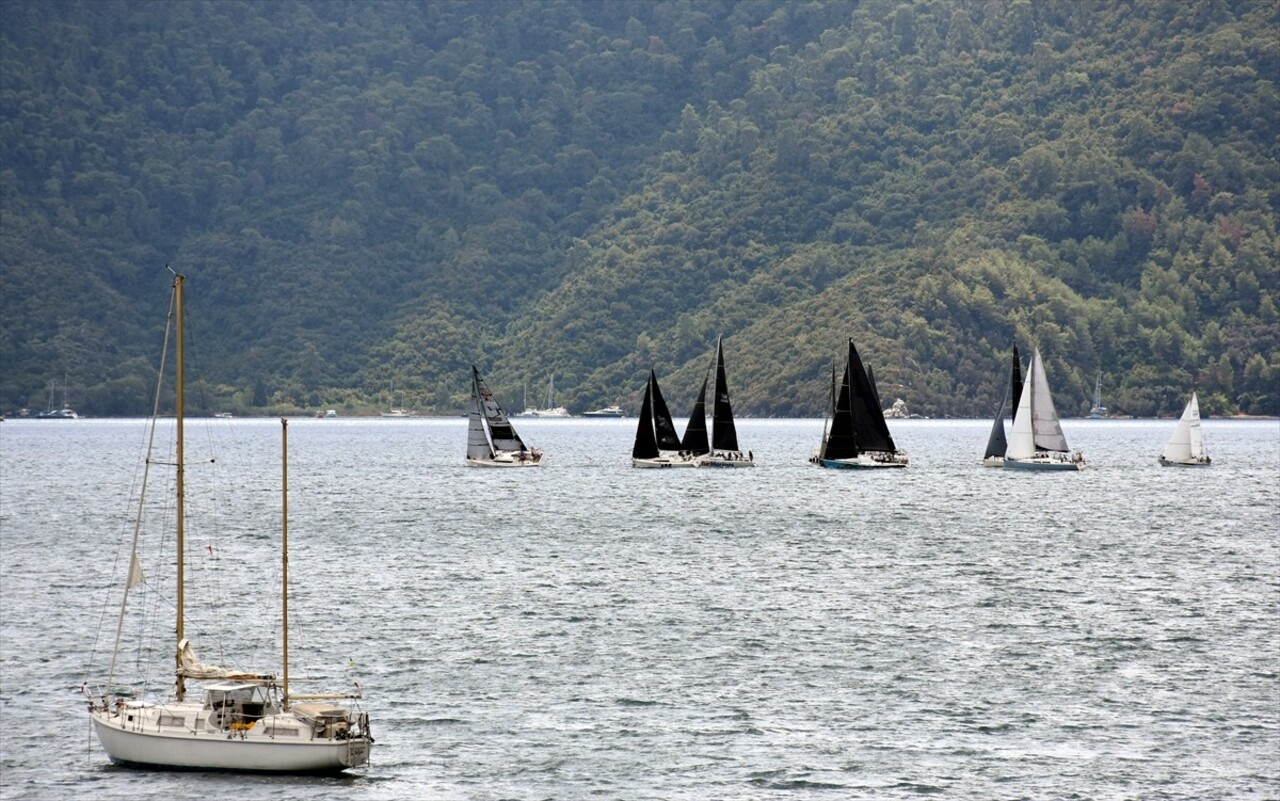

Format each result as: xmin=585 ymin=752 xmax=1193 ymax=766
xmin=847 ymin=338 xmax=897 ymax=453
xmin=631 ymin=376 xmax=658 ymax=459
xmin=649 ymin=370 xmax=683 ymax=451
xmin=822 ymin=357 xmax=859 ymax=460
xmin=983 ymin=383 xmax=1009 ymax=459
xmin=710 ymin=338 xmax=741 ymax=452
xmin=681 ymin=369 xmax=710 ymax=455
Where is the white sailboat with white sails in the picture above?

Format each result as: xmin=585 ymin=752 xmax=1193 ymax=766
xmin=1159 ymin=392 xmax=1212 ymax=467
xmin=467 ymin=366 xmax=544 ymax=467
xmin=1004 ymin=347 xmax=1085 ymax=471
xmin=514 ymin=375 xmax=570 ymax=417
xmin=86 ymin=272 xmax=373 ymax=773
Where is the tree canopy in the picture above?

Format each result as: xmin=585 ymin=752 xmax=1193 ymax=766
xmin=2 ymin=0 xmax=1276 ymax=418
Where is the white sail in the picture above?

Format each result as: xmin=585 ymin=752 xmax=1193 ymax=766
xmin=1008 ymin=348 xmax=1070 ymax=457
xmin=1162 ymin=392 xmax=1206 ymax=462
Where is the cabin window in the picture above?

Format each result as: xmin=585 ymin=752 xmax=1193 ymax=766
xmin=158 ymin=714 xmax=185 ymax=728
xmin=266 ymin=726 xmax=299 ymax=737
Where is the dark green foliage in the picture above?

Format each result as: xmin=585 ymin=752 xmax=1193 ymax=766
xmin=2 ymin=1 xmax=1276 ymax=418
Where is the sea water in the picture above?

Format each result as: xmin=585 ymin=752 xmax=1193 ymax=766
xmin=1 ymin=417 xmax=1277 ymax=800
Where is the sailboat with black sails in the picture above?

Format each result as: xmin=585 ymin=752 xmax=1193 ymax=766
xmin=811 ymin=338 xmax=908 ymax=469
xmin=467 ymin=366 xmax=544 ymax=467
xmin=982 ymin=345 xmax=1023 ymax=467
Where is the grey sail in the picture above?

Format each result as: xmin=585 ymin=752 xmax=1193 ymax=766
xmin=471 ymin=366 xmax=528 ymax=457
xmin=984 ymin=345 xmax=1019 ymax=459
xmin=1028 ymin=350 xmax=1069 ymax=452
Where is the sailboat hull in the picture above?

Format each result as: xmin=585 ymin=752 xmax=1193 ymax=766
xmin=815 ymin=453 xmax=908 ymax=469
xmin=694 ymin=451 xmax=755 ymax=467
xmin=632 ymin=455 xmax=698 ymax=468
xmin=1158 ymin=456 xmax=1212 ymax=467
xmin=1003 ymin=454 xmax=1084 ymax=471
xmin=466 ymin=451 xmax=543 ymax=467
xmin=980 ymin=456 xmax=1005 ymax=468
xmin=91 ymin=708 xmax=371 ymax=773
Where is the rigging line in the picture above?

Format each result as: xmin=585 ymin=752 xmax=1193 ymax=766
xmin=104 ymin=278 xmax=177 ymax=694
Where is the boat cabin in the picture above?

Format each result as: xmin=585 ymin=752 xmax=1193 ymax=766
xmin=203 ymin=683 xmax=276 ymax=731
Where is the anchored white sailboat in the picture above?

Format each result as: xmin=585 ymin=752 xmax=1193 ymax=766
xmin=1004 ymin=347 xmax=1085 ymax=471
xmin=1088 ymin=372 xmax=1107 ymax=418
xmin=514 ymin=375 xmax=570 ymax=417
xmin=86 ymin=272 xmax=372 ymax=773
xmin=810 ymin=338 xmax=908 ymax=469
xmin=467 ymin=366 xmax=544 ymax=467
xmin=1159 ymin=392 xmax=1212 ymax=467
xmin=981 ymin=345 xmax=1022 ymax=467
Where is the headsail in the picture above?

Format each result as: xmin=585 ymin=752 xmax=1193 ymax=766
xmin=681 ymin=367 xmax=711 ymax=455
xmin=649 ymin=370 xmax=684 ymax=451
xmin=846 ymin=339 xmax=897 ymax=454
xmin=983 ymin=389 xmax=1009 ymax=459
xmin=823 ymin=353 xmax=859 ymax=460
xmin=1162 ymin=392 xmax=1206 ymax=462
xmin=1011 ymin=344 xmax=1023 ymax=414
xmin=710 ymin=337 xmax=741 ymax=452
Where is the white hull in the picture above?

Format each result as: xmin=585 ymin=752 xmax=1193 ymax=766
xmin=1003 ymin=453 xmax=1084 ymax=471
xmin=1159 ymin=456 xmax=1212 ymax=467
xmin=90 ymin=707 xmax=370 ymax=773
xmin=466 ymin=451 xmax=543 ymax=467
xmin=981 ymin=456 xmax=1005 ymax=468
xmin=632 ymin=455 xmax=698 ymax=468
xmin=694 ymin=451 xmax=755 ymax=468
xmin=813 ymin=452 xmax=908 ymax=469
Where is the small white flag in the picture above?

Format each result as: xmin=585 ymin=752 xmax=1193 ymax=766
xmin=127 ymin=553 xmax=145 ymax=589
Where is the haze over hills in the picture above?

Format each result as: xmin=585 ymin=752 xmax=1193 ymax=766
xmin=2 ymin=0 xmax=1276 ymax=418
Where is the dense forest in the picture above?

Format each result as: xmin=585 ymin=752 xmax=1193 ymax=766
xmin=2 ymin=0 xmax=1276 ymax=418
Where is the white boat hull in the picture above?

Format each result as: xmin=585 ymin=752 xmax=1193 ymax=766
xmin=1003 ymin=454 xmax=1084 ymax=471
xmin=466 ymin=453 xmax=543 ymax=467
xmin=813 ymin=452 xmax=908 ymax=469
xmin=981 ymin=456 xmax=1005 ymax=468
xmin=694 ymin=451 xmax=756 ymax=468
xmin=1158 ymin=456 xmax=1212 ymax=467
xmin=90 ymin=708 xmax=371 ymax=773
xmin=632 ymin=455 xmax=698 ymax=468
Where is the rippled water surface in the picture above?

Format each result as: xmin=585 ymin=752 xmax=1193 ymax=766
xmin=2 ymin=417 xmax=1277 ymax=800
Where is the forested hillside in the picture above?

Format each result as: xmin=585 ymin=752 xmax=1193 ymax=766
xmin=2 ymin=0 xmax=1276 ymax=418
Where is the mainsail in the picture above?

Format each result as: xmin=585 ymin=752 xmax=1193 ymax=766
xmin=710 ymin=338 xmax=741 ymax=452
xmin=631 ymin=378 xmax=658 ymax=460
xmin=649 ymin=370 xmax=683 ymax=451
xmin=984 ymin=345 xmax=1021 ymax=460
xmin=823 ymin=353 xmax=859 ymax=460
xmin=1162 ymin=392 xmax=1206 ymax=462
xmin=470 ymin=366 xmax=528 ymax=458
xmin=847 ymin=339 xmax=897 ymax=454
